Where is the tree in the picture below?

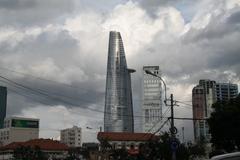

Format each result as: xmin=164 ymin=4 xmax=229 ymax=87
xmin=13 ymin=145 xmax=46 ymax=160
xmin=188 ymin=140 xmax=206 ymax=160
xmin=147 ymin=132 xmax=190 ymax=160
xmin=208 ymin=94 xmax=240 ymax=152
xmin=66 ymin=148 xmax=80 ymax=160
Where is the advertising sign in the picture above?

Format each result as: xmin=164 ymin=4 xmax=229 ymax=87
xmin=11 ymin=119 xmax=39 ymax=128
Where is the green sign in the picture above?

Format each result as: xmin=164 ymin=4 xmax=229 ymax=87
xmin=11 ymin=119 xmax=39 ymax=128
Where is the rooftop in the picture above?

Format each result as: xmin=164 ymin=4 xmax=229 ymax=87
xmin=97 ymin=132 xmax=159 ymax=142
xmin=4 ymin=116 xmax=39 ymax=121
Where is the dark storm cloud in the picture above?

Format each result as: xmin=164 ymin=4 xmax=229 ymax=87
xmin=177 ymin=7 xmax=240 ymax=83
xmin=0 ymin=0 xmax=239 ymax=140
xmin=0 ymin=0 xmax=35 ymax=9
xmin=227 ymin=9 xmax=240 ymax=24
xmin=133 ymin=0 xmax=179 ymax=17
xmin=135 ymin=0 xmax=199 ymax=19
xmin=137 ymin=0 xmax=182 ymax=9
xmin=183 ymin=17 xmax=240 ymax=43
xmin=4 ymin=77 xmax=105 ymax=116
xmin=136 ymin=4 xmax=240 ymax=86
xmin=0 ymin=0 xmax=78 ymax=27
xmin=0 ymin=28 xmax=105 ymax=116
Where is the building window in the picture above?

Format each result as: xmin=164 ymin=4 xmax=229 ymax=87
xmin=145 ymin=109 xmax=149 ymax=123
xmin=117 ymin=107 xmax=122 ymax=120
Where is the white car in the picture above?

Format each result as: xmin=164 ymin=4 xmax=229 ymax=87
xmin=211 ymin=152 xmax=240 ymax=160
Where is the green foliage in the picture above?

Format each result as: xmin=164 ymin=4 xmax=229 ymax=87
xmin=146 ymin=132 xmax=191 ymax=160
xmin=208 ymin=94 xmax=240 ymax=152
xmin=158 ymin=132 xmax=172 ymax=160
xmin=98 ymin=132 xmax=208 ymax=160
xmin=66 ymin=147 xmax=82 ymax=160
xmin=188 ymin=141 xmax=206 ymax=159
xmin=13 ymin=145 xmax=46 ymax=160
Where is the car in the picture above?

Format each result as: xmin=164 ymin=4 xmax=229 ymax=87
xmin=211 ymin=152 xmax=240 ymax=160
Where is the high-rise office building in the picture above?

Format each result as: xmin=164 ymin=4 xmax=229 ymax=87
xmin=142 ymin=66 xmax=163 ymax=133
xmin=0 ymin=86 xmax=7 ymax=129
xmin=216 ymin=83 xmax=238 ymax=101
xmin=192 ymin=85 xmax=211 ymax=142
xmin=104 ymin=31 xmax=135 ymax=132
xmin=192 ymin=80 xmax=238 ymax=142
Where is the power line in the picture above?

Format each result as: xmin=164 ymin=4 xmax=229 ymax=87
xmin=0 ymin=66 xmax=164 ymax=104
xmin=146 ymin=107 xmax=171 ymax=133
xmin=153 ymin=118 xmax=170 ymax=135
xmin=0 ymin=75 xmax=104 ymax=106
xmin=176 ymin=101 xmax=192 ymax=107
xmin=140 ymin=107 xmax=171 ymax=140
xmin=173 ymin=117 xmax=208 ymax=121
xmin=6 ymin=88 xmax=103 ymax=120
xmin=0 ymin=75 xmax=169 ymax=119
xmin=0 ymin=66 xmax=99 ymax=93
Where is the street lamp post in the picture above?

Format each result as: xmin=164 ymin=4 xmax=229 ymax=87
xmin=145 ymin=70 xmax=176 ymax=160
xmin=145 ymin=70 xmax=167 ymax=104
xmin=86 ymin=126 xmax=102 ymax=132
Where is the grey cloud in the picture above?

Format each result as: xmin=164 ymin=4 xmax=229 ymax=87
xmin=0 ymin=28 xmax=105 ymax=116
xmin=2 ymin=72 xmax=105 ymax=116
xmin=145 ymin=6 xmax=240 ymax=86
xmin=6 ymin=91 xmax=36 ymax=116
xmin=0 ymin=0 xmax=78 ymax=27
xmin=183 ymin=7 xmax=240 ymax=42
xmin=227 ymin=9 xmax=240 ymax=24
xmin=0 ymin=0 xmax=35 ymax=10
xmin=0 ymin=0 xmax=240 ymax=141
xmin=0 ymin=29 xmax=81 ymax=74
xmin=135 ymin=0 xmax=199 ymax=19
xmin=136 ymin=0 xmax=182 ymax=9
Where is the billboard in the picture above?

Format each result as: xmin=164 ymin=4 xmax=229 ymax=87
xmin=11 ymin=119 xmax=39 ymax=128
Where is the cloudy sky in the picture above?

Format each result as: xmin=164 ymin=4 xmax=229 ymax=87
xmin=0 ymin=0 xmax=240 ymax=142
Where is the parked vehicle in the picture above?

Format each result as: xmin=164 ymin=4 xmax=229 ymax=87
xmin=211 ymin=152 xmax=240 ymax=160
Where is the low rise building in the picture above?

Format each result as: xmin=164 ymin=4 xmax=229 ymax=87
xmin=0 ymin=139 xmax=68 ymax=160
xmin=97 ymin=132 xmax=159 ymax=149
xmin=60 ymin=126 xmax=82 ymax=147
xmin=0 ymin=117 xmax=39 ymax=145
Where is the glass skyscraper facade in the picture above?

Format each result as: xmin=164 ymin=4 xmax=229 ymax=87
xmin=0 ymin=86 xmax=7 ymax=129
xmin=216 ymin=83 xmax=238 ymax=101
xmin=104 ymin=31 xmax=134 ymax=132
xmin=142 ymin=66 xmax=163 ymax=133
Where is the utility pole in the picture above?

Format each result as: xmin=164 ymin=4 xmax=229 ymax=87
xmin=182 ymin=127 xmax=185 ymax=143
xmin=145 ymin=70 xmax=177 ymax=160
xmin=170 ymin=94 xmax=174 ymax=137
xmin=170 ymin=94 xmax=176 ymax=160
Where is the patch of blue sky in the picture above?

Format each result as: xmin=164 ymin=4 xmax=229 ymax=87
xmin=174 ymin=0 xmax=199 ymax=23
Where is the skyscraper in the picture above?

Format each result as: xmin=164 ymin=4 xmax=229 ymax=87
xmin=0 ymin=86 xmax=7 ymax=129
xmin=216 ymin=83 xmax=238 ymax=101
xmin=104 ymin=31 xmax=135 ymax=132
xmin=142 ymin=66 xmax=163 ymax=133
xmin=192 ymin=80 xmax=217 ymax=142
xmin=192 ymin=80 xmax=238 ymax=142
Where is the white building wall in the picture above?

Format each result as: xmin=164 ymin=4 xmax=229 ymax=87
xmin=0 ymin=117 xmax=39 ymax=146
xmin=142 ymin=66 xmax=163 ymax=133
xmin=60 ymin=126 xmax=82 ymax=147
xmin=193 ymin=80 xmax=217 ymax=142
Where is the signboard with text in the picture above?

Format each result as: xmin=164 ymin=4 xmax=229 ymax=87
xmin=11 ymin=119 xmax=39 ymax=128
